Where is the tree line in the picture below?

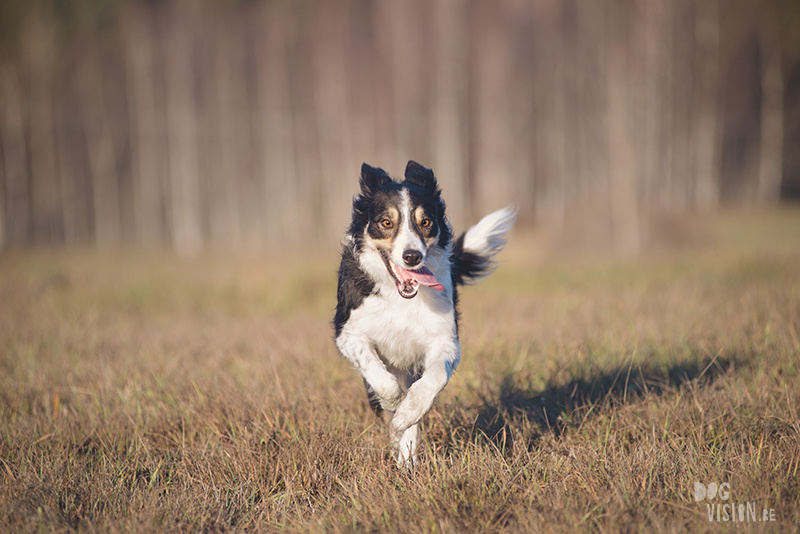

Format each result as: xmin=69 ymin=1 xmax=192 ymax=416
xmin=0 ymin=0 xmax=797 ymax=254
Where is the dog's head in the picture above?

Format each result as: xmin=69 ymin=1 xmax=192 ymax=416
xmin=349 ymin=161 xmax=452 ymax=299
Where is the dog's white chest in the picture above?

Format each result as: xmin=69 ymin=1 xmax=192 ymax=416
xmin=346 ymin=288 xmax=456 ymax=370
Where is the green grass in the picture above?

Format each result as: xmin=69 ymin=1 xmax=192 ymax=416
xmin=1 ymin=208 xmax=799 ymax=532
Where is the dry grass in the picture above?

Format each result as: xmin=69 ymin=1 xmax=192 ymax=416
xmin=1 ymin=208 xmax=799 ymax=533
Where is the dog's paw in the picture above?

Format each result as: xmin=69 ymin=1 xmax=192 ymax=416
xmin=374 ymin=376 xmax=404 ymax=412
xmin=391 ymin=378 xmax=444 ymax=433
xmin=390 ymin=409 xmax=415 ymax=434
xmin=395 ymin=424 xmax=419 ymax=469
xmin=391 ymin=397 xmax=425 ymax=434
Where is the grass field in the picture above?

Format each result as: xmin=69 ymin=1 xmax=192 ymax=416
xmin=1 ymin=208 xmax=799 ymax=533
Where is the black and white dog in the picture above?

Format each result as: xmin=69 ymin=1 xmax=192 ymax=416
xmin=334 ymin=161 xmax=516 ymax=466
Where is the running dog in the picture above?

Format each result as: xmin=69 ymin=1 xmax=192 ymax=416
xmin=334 ymin=161 xmax=516 ymax=466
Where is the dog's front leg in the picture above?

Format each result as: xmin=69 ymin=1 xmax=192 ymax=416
xmin=336 ymin=333 xmax=405 ymax=411
xmin=391 ymin=338 xmax=460 ymax=434
xmin=395 ymin=423 xmax=419 ymax=468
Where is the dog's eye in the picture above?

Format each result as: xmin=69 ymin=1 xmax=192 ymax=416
xmin=380 ymin=219 xmax=393 ymax=228
xmin=420 ymin=219 xmax=431 ymax=228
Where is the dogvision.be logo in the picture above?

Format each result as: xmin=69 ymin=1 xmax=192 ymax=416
xmin=694 ymin=482 xmax=777 ymax=523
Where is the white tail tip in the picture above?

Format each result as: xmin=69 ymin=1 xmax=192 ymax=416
xmin=463 ymin=204 xmax=518 ymax=257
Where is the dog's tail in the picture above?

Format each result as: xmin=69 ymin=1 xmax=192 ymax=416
xmin=452 ymin=205 xmax=517 ymax=286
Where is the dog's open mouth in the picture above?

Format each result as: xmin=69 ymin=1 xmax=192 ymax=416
xmin=383 ymin=256 xmax=444 ymax=299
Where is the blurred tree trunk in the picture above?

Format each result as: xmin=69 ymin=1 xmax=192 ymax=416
xmin=124 ymin=1 xmax=167 ymax=247
xmin=757 ymin=14 xmax=784 ymax=203
xmin=628 ymin=0 xmax=654 ymax=244
xmin=573 ymin=0 xmax=611 ymax=239
xmin=370 ymin=1 xmax=399 ymax=169
xmin=532 ymin=0 xmax=568 ymax=226
xmin=22 ymin=11 xmax=62 ymax=243
xmin=655 ymin=0 xmax=675 ymax=210
xmin=0 ymin=126 xmax=4 ymax=247
xmin=0 ymin=64 xmax=30 ymax=245
xmin=236 ymin=11 xmax=261 ymax=251
xmin=606 ymin=0 xmax=641 ymax=256
xmin=432 ymin=0 xmax=469 ymax=229
xmin=384 ymin=0 xmax=430 ymax=171
xmin=0 ymin=146 xmax=4 ymax=248
xmin=638 ymin=0 xmax=666 ymax=210
xmin=256 ymin=1 xmax=298 ymax=247
xmin=471 ymin=1 xmax=514 ymax=218
xmin=285 ymin=8 xmax=322 ymax=247
xmin=691 ymin=0 xmax=721 ymax=209
xmin=345 ymin=2 xmax=382 ymax=182
xmin=670 ymin=0 xmax=693 ymax=210
xmin=213 ymin=8 xmax=259 ymax=250
xmin=204 ymin=8 xmax=247 ymax=250
xmin=55 ymin=66 xmax=92 ymax=245
xmin=0 ymin=68 xmax=11 ymax=248
xmin=557 ymin=0 xmax=578 ymax=225
xmin=314 ymin=1 xmax=354 ymax=242
xmin=504 ymin=0 xmax=537 ymax=226
xmin=74 ymin=44 xmax=122 ymax=247
xmin=163 ymin=1 xmax=204 ymax=256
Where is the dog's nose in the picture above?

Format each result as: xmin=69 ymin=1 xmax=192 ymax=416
xmin=403 ymin=250 xmax=423 ymax=267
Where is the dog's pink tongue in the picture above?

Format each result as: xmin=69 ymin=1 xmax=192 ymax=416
xmin=395 ymin=265 xmax=444 ymax=291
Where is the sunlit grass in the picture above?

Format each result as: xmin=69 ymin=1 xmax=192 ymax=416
xmin=1 ymin=208 xmax=799 ymax=532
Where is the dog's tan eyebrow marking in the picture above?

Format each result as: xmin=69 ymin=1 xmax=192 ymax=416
xmin=413 ymin=206 xmax=438 ymax=244
xmin=376 ymin=206 xmax=399 ymax=222
xmin=413 ymin=206 xmax=432 ymax=223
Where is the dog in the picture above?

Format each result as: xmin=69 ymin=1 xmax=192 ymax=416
xmin=334 ymin=161 xmax=516 ymax=466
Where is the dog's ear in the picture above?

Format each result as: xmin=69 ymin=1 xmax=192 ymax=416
xmin=404 ymin=161 xmax=438 ymax=193
xmin=360 ymin=163 xmax=392 ymax=194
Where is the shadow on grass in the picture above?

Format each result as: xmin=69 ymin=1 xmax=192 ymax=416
xmin=463 ymin=350 xmax=737 ymax=454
